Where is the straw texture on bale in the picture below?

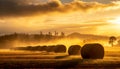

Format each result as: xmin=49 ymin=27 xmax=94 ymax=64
xmin=46 ymin=46 xmax=56 ymax=52
xmin=68 ymin=45 xmax=81 ymax=55
xmin=54 ymin=45 xmax=66 ymax=53
xmin=40 ymin=46 xmax=47 ymax=51
xmin=33 ymin=46 xmax=42 ymax=51
xmin=81 ymin=43 xmax=104 ymax=59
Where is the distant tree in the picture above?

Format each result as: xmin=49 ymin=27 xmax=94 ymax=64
xmin=60 ymin=32 xmax=65 ymax=37
xmin=83 ymin=40 xmax=86 ymax=44
xmin=48 ymin=32 xmax=52 ymax=36
xmin=54 ymin=31 xmax=58 ymax=36
xmin=40 ymin=31 xmax=43 ymax=35
xmin=13 ymin=32 xmax=18 ymax=37
xmin=46 ymin=32 xmax=52 ymax=40
xmin=109 ymin=36 xmax=117 ymax=47
xmin=117 ymin=40 xmax=120 ymax=46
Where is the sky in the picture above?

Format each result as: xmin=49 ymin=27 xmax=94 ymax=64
xmin=0 ymin=0 xmax=120 ymax=36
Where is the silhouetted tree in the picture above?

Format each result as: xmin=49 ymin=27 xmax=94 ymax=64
xmin=83 ymin=40 xmax=86 ymax=44
xmin=54 ymin=31 xmax=58 ymax=36
xmin=117 ymin=40 xmax=120 ymax=46
xmin=60 ymin=32 xmax=65 ymax=38
xmin=45 ymin=32 xmax=53 ymax=40
xmin=109 ymin=36 xmax=117 ymax=47
xmin=48 ymin=32 xmax=52 ymax=36
xmin=40 ymin=31 xmax=43 ymax=35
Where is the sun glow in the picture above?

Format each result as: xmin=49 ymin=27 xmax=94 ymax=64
xmin=108 ymin=17 xmax=120 ymax=24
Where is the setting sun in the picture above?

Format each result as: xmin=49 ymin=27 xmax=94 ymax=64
xmin=108 ymin=17 xmax=120 ymax=24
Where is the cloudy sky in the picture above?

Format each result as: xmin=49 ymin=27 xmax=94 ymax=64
xmin=0 ymin=0 xmax=120 ymax=36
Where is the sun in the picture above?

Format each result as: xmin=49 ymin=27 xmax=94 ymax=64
xmin=108 ymin=17 xmax=120 ymax=24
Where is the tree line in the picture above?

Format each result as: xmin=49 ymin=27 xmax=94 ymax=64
xmin=0 ymin=32 xmax=65 ymax=48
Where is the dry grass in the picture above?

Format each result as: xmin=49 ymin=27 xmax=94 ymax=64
xmin=0 ymin=47 xmax=120 ymax=68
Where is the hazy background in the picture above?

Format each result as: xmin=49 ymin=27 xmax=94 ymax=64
xmin=0 ymin=0 xmax=120 ymax=36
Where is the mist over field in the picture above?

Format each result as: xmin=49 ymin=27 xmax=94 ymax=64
xmin=0 ymin=32 xmax=113 ymax=49
xmin=0 ymin=32 xmax=120 ymax=68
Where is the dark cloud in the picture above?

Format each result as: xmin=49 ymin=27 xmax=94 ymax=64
xmin=0 ymin=0 xmax=119 ymax=17
xmin=0 ymin=0 xmax=62 ymax=17
xmin=60 ymin=0 xmax=73 ymax=3
xmin=0 ymin=0 xmax=18 ymax=16
xmin=0 ymin=0 xmax=59 ymax=17
xmin=82 ymin=0 xmax=115 ymax=4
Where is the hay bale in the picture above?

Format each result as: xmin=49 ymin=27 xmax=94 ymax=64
xmin=33 ymin=46 xmax=41 ymax=51
xmin=46 ymin=45 xmax=56 ymax=52
xmin=81 ymin=43 xmax=104 ymax=59
xmin=28 ymin=46 xmax=41 ymax=51
xmin=54 ymin=45 xmax=66 ymax=53
xmin=40 ymin=46 xmax=47 ymax=51
xmin=26 ymin=46 xmax=33 ymax=51
xmin=14 ymin=47 xmax=26 ymax=50
xmin=68 ymin=45 xmax=81 ymax=55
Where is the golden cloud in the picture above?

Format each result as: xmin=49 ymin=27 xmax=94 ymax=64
xmin=0 ymin=0 xmax=120 ymax=17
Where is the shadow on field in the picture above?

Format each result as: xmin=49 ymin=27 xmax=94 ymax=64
xmin=0 ymin=57 xmax=120 ymax=68
xmin=0 ymin=58 xmax=81 ymax=68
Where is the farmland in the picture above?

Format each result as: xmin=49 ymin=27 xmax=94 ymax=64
xmin=0 ymin=47 xmax=120 ymax=68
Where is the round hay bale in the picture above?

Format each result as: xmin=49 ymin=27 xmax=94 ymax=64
xmin=81 ymin=43 xmax=104 ymax=59
xmin=68 ymin=45 xmax=81 ymax=55
xmin=14 ymin=47 xmax=25 ymax=50
xmin=26 ymin=46 xmax=33 ymax=51
xmin=31 ymin=46 xmax=39 ymax=51
xmin=40 ymin=46 xmax=47 ymax=51
xmin=46 ymin=45 xmax=56 ymax=52
xmin=54 ymin=45 xmax=66 ymax=53
xmin=34 ymin=46 xmax=41 ymax=51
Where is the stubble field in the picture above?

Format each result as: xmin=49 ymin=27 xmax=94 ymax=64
xmin=0 ymin=47 xmax=120 ymax=69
